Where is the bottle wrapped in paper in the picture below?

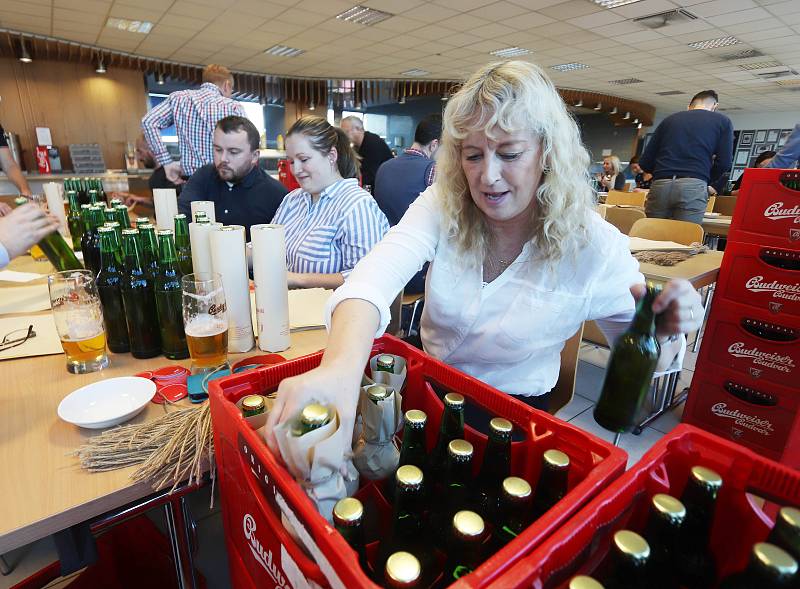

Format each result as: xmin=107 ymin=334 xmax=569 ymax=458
xmin=190 ymin=200 xmax=216 ymax=223
xmin=273 ymin=409 xmax=359 ymax=523
xmin=209 ymin=225 xmax=254 ymax=353
xmin=188 ymin=222 xmax=222 ymax=275
xmin=43 ymin=182 xmax=68 ymax=235
xmin=369 ymin=353 xmax=408 ymax=391
xmin=250 ymin=224 xmax=290 ymax=352
xmin=153 ymin=189 xmax=179 ymax=230
xmin=353 ymin=384 xmax=403 ymax=480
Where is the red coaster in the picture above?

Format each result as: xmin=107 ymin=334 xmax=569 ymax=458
xmin=153 ymin=366 xmax=190 ymax=381
xmin=151 ymin=383 xmax=188 ymax=404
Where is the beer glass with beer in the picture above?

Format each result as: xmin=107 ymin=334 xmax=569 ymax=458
xmin=182 ymin=273 xmax=228 ymax=374
xmin=47 ymin=270 xmax=109 ymax=373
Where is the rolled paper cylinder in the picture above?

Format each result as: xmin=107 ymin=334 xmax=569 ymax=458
xmin=209 ymin=225 xmax=254 ymax=353
xmin=190 ymin=200 xmax=216 ymax=223
xmin=153 ymin=188 xmax=179 ymax=231
xmin=188 ymin=221 xmax=221 ymax=275
xmin=251 ymin=224 xmax=290 ymax=352
xmin=43 ymin=182 xmax=68 ymax=236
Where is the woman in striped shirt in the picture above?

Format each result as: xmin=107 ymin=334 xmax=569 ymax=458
xmin=273 ymin=116 xmax=389 ymax=289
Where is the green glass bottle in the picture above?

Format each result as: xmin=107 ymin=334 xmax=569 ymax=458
xmin=154 ymin=229 xmax=189 ymax=359
xmin=768 ymin=507 xmax=800 ymax=563
xmin=103 ymin=206 xmax=116 ymax=223
xmin=434 ymin=439 xmax=474 ymax=541
xmin=569 ymin=576 xmax=605 ymax=589
xmin=531 ymin=449 xmax=570 ymax=520
xmin=379 ymin=465 xmax=430 ymax=579
xmin=114 ymin=204 xmax=131 ymax=229
xmin=173 ymin=213 xmax=193 ymax=276
xmin=599 ymin=530 xmax=651 ymax=589
xmin=138 ymin=223 xmax=160 ymax=281
xmin=96 ymin=227 xmax=130 ymax=353
xmin=89 ymin=189 xmax=100 ymax=205
xmin=66 ymin=190 xmax=83 ymax=251
xmin=291 ymin=403 xmax=331 ymax=436
xmin=13 ymin=197 xmax=83 ymax=272
xmin=384 ymin=552 xmax=422 ymax=589
xmin=428 ymin=392 xmax=465 ymax=485
xmin=399 ymin=409 xmax=427 ymax=470
xmin=135 ymin=216 xmax=151 ymax=228
xmin=120 ymin=229 xmax=161 ymax=359
xmin=439 ymin=510 xmax=485 ymax=586
xmin=333 ymin=497 xmax=370 ymax=576
xmin=593 ymin=285 xmax=661 ymax=433
xmin=718 ymin=542 xmax=798 ymax=589
xmin=80 ymin=206 xmax=103 ymax=276
xmin=474 ymin=417 xmax=512 ymax=518
xmin=492 ymin=476 xmax=532 ymax=548
xmin=676 ymin=466 xmax=722 ymax=589
xmin=641 ymin=494 xmax=685 ymax=589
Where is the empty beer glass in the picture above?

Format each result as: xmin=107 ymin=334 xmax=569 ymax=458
xmin=182 ymin=272 xmax=228 ymax=374
xmin=47 ymin=269 xmax=108 ymax=373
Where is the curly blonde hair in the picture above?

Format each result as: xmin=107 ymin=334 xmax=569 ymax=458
xmin=437 ymin=60 xmax=594 ymax=265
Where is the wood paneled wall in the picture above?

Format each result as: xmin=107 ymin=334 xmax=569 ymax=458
xmin=0 ymin=58 xmax=148 ymax=172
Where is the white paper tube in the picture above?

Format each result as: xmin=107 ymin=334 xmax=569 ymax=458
xmin=153 ymin=189 xmax=179 ymax=230
xmin=189 ymin=222 xmax=221 ymax=275
xmin=251 ymin=224 xmax=290 ymax=352
xmin=190 ymin=200 xmax=216 ymax=223
xmin=43 ymin=182 xmax=68 ymax=236
xmin=209 ymin=225 xmax=254 ymax=353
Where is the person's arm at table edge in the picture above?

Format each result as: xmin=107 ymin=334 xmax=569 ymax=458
xmin=767 ymin=123 xmax=800 ymax=169
xmin=0 ymin=147 xmax=31 ymax=196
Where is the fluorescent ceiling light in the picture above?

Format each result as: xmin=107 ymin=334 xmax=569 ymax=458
xmin=738 ymin=61 xmax=783 ymax=71
xmin=336 ymin=6 xmax=394 ymax=26
xmin=688 ymin=36 xmax=740 ymax=50
xmin=264 ymin=45 xmax=305 ymax=57
xmin=592 ymin=0 xmax=643 ymax=7
xmin=401 ymin=68 xmax=430 ymax=76
xmin=775 ymin=79 xmax=800 ymax=87
xmin=550 ymin=62 xmax=589 ymax=72
xmin=106 ymin=17 xmax=153 ymax=34
xmin=490 ymin=47 xmax=531 ymax=58
xmin=609 ymin=78 xmax=643 ymax=85
xmin=655 ymin=90 xmax=685 ymax=96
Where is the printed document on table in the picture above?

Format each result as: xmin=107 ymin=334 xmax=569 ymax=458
xmin=0 ymin=284 xmax=51 ymax=315
xmin=0 ymin=270 xmax=45 ymax=283
xmin=628 ymin=237 xmax=695 ymax=252
xmin=0 ymin=314 xmax=63 ymax=361
xmin=249 ymin=288 xmax=332 ymax=333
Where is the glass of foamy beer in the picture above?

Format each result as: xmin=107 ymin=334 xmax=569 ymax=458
xmin=47 ymin=270 xmax=109 ymax=373
xmin=182 ymin=273 xmax=228 ymax=374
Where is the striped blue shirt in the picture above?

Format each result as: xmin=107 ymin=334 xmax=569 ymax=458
xmin=272 ymin=178 xmax=389 ymax=277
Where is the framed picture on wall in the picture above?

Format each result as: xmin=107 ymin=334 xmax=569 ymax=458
xmin=767 ymin=129 xmax=780 ymax=143
xmin=757 ymin=144 xmax=775 ymax=153
xmin=740 ymin=131 xmax=754 ymax=147
xmin=736 ymin=149 xmax=751 ymax=165
xmin=755 ymin=130 xmax=767 ymax=143
xmin=779 ymin=129 xmax=792 ymax=146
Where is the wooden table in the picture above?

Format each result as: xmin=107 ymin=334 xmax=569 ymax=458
xmin=638 ymin=249 xmax=724 ymax=289
xmin=0 ymin=256 xmax=327 ymax=560
xmin=702 ymin=215 xmax=732 ymax=238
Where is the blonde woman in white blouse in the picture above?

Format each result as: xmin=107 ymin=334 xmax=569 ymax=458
xmin=265 ymin=61 xmax=703 ymax=450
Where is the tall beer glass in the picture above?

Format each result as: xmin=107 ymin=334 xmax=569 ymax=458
xmin=182 ymin=272 xmax=228 ymax=374
xmin=47 ymin=269 xmax=108 ymax=373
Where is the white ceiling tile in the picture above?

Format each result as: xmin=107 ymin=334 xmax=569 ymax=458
xmin=498 ymin=11 xmax=557 ymax=30
xmin=706 ymin=7 xmax=772 ymax=26
xmin=567 ymin=10 xmax=625 ymax=29
xmin=433 ymin=0 xmax=488 ymax=11
xmin=723 ymin=17 xmax=786 ymax=33
xmin=610 ymin=0 xmax=680 ymax=18
xmin=538 ymin=0 xmax=602 ymax=19
xmin=765 ymin=1 xmax=800 ymax=15
xmin=690 ymin=0 xmax=758 ymax=17
xmin=438 ymin=12 xmax=490 ymax=31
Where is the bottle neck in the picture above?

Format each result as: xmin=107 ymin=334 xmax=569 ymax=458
xmin=98 ymin=233 xmax=121 ymax=272
xmin=631 ymin=290 xmax=658 ymax=335
xmin=441 ymin=406 xmax=464 ymax=437
xmin=123 ymin=236 xmax=144 ymax=274
xmin=158 ymin=235 xmax=179 ymax=271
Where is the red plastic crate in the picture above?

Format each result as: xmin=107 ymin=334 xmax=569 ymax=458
xmin=684 ymin=364 xmax=800 ymax=463
xmin=715 ymin=241 xmax=800 ymax=321
xmin=209 ymin=334 xmax=627 ymax=589
xmin=697 ymin=299 xmax=799 ymax=389
xmin=729 ymin=168 xmax=800 ymax=249
xmin=488 ymin=424 xmax=800 ymax=589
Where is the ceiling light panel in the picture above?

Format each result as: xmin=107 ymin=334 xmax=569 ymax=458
xmin=654 ymin=90 xmax=685 ymax=95
xmin=592 ymin=0 xmax=643 ymax=7
xmin=551 ymin=63 xmax=590 ymax=72
xmin=688 ymin=36 xmax=741 ymax=50
xmin=400 ymin=69 xmax=430 ymax=76
xmin=721 ymin=49 xmax=764 ymax=61
xmin=264 ymin=45 xmax=305 ymax=57
xmin=490 ymin=47 xmax=531 ymax=58
xmin=336 ymin=6 xmax=394 ymax=26
xmin=609 ymin=78 xmax=643 ymax=85
xmin=738 ymin=61 xmax=783 ymax=71
xmin=106 ymin=17 xmax=153 ymax=34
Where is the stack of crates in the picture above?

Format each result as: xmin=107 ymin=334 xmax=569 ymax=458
xmin=683 ymin=168 xmax=800 ymax=468
xmin=209 ymin=335 xmax=627 ymax=589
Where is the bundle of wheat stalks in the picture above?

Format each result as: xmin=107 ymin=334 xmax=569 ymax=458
xmin=71 ymin=403 xmax=215 ymax=496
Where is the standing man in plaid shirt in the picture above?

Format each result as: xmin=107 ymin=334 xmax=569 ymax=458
xmin=141 ymin=64 xmax=244 ymax=184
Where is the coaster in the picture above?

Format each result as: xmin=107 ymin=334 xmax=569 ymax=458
xmin=152 ymin=383 xmax=189 ymax=404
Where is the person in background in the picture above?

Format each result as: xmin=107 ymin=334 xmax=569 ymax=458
xmin=628 ymin=155 xmax=652 ymax=191
xmin=264 ymin=61 xmax=702 ymax=451
xmin=339 ymin=116 xmax=394 ymax=190
xmin=114 ymin=135 xmax=181 ymax=208
xmin=373 ymin=114 xmax=441 ymax=295
xmin=141 ymin=64 xmax=244 ymax=185
xmin=596 ymin=155 xmax=626 ymax=191
xmin=0 ymin=124 xmax=32 ymax=208
xmin=178 ymin=116 xmax=286 ymax=241
xmin=639 ymin=90 xmax=733 ymax=224
xmin=0 ymin=203 xmax=60 ymax=268
xmin=273 ymin=115 xmax=389 ymax=289
xmin=730 ymin=150 xmax=775 ymax=196
xmin=766 ymin=123 xmax=800 ymax=169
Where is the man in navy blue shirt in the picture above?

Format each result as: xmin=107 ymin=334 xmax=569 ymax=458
xmin=639 ymin=90 xmax=733 ymax=225
xmin=178 ymin=116 xmax=287 ymax=240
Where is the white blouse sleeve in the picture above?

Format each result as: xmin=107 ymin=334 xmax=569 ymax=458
xmin=325 ymin=185 xmax=443 ymax=336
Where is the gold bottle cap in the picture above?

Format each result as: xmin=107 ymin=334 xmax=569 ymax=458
xmin=753 ymin=542 xmax=798 ymax=577
xmin=569 ymin=576 xmax=605 ymax=589
xmin=377 ymin=354 xmax=395 ymax=366
xmin=690 ymin=465 xmax=723 ymax=490
xmin=333 ymin=497 xmax=363 ymax=525
xmin=453 ymin=510 xmax=484 ymax=538
xmin=543 ymin=449 xmax=570 ymax=470
xmin=241 ymin=395 xmax=265 ymax=412
xmin=651 ymin=493 xmax=686 ymax=523
xmin=405 ymin=409 xmax=427 ymax=426
xmin=490 ymin=417 xmax=513 ymax=435
xmin=778 ymin=506 xmax=800 ymax=531
xmin=385 ymin=551 xmax=421 ymax=585
xmin=613 ymin=530 xmax=650 ymax=562
xmin=301 ymin=403 xmax=329 ymax=426
xmin=502 ymin=476 xmax=532 ymax=499
xmin=448 ymin=439 xmax=473 ymax=459
xmin=367 ymin=384 xmax=392 ymax=402
xmin=396 ymin=464 xmax=424 ymax=487
xmin=444 ymin=392 xmax=465 ymax=408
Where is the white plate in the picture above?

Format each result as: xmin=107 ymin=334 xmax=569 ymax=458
xmin=704 ymin=212 xmax=721 ymax=217
xmin=58 ymin=376 xmax=156 ymax=429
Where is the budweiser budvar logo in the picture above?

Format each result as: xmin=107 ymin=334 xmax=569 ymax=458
xmin=727 ymin=342 xmax=795 ymax=373
xmin=711 ymin=402 xmax=775 ymax=436
xmin=764 ymin=202 xmax=800 ymax=223
xmin=209 ymin=302 xmax=227 ymax=316
xmin=242 ymin=514 xmax=288 ymax=587
xmin=745 ymin=276 xmax=800 ymax=302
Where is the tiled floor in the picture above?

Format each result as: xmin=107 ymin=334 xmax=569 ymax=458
xmin=2 ymin=344 xmax=697 ymax=588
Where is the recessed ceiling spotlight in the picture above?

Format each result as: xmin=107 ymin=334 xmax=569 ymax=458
xmin=95 ymin=56 xmax=106 ymax=74
xmin=551 ymin=62 xmax=589 ymax=72
xmin=610 ymin=106 xmax=618 ymax=114
xmin=688 ymin=36 xmax=740 ymax=50
xmin=18 ymin=38 xmax=32 ymax=63
xmin=594 ymin=102 xmax=602 ymax=111
xmin=157 ymin=72 xmax=165 ymax=85
xmin=336 ymin=6 xmax=394 ymax=26
xmin=623 ymin=111 xmax=630 ymax=120
xmin=489 ymin=47 xmax=531 ymax=58
xmin=574 ymin=98 xmax=583 ymax=107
